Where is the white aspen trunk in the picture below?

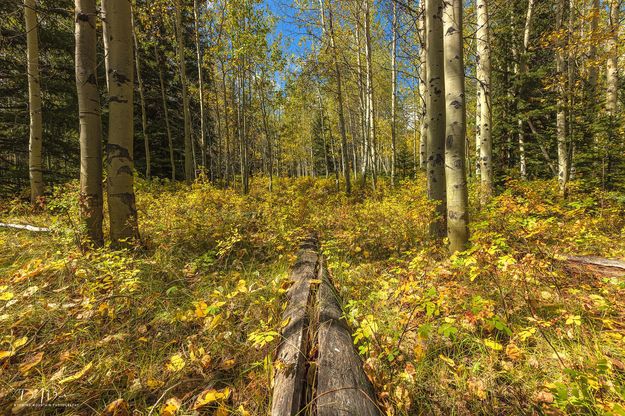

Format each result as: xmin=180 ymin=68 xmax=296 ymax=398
xmin=443 ymin=0 xmax=469 ymax=253
xmin=426 ymin=0 xmax=447 ymax=237
xmin=103 ymin=0 xmax=139 ymax=245
xmin=75 ymin=0 xmax=103 ymax=246
xmin=363 ymin=0 xmax=377 ymax=190
xmin=24 ymin=0 xmax=43 ymax=203
xmin=606 ymin=0 xmax=619 ymax=116
xmin=319 ymin=0 xmax=351 ymax=194
xmin=517 ymin=0 xmax=535 ymax=180
xmin=132 ymin=17 xmax=150 ymax=179
xmin=390 ymin=0 xmax=398 ymax=186
xmin=556 ymin=0 xmax=569 ymax=194
xmin=476 ymin=0 xmax=493 ymax=202
xmin=175 ymin=0 xmax=194 ymax=183
xmin=418 ymin=0 xmax=428 ymax=171
xmin=193 ymin=0 xmax=207 ymax=169
xmin=475 ymin=77 xmax=481 ymax=177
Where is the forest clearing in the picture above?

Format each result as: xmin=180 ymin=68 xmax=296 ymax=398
xmin=1 ymin=0 xmax=625 ymax=414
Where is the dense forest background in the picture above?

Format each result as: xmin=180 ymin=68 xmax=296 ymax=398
xmin=1 ymin=0 xmax=623 ymax=196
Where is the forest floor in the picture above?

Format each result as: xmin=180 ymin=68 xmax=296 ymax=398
xmin=1 ymin=177 xmax=625 ymax=415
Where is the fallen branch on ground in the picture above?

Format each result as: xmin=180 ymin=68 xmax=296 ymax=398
xmin=563 ymin=255 xmax=625 ymax=271
xmin=0 ymin=222 xmax=51 ymax=232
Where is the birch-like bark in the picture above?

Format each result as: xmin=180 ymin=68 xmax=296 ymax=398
xmin=193 ymin=0 xmax=207 ymax=169
xmin=175 ymin=0 xmax=194 ymax=183
xmin=390 ymin=0 xmax=398 ymax=186
xmin=319 ymin=0 xmax=351 ymax=194
xmin=517 ymin=0 xmax=535 ymax=179
xmin=606 ymin=0 xmax=619 ymax=116
xmin=418 ymin=0 xmax=428 ymax=170
xmin=426 ymin=0 xmax=446 ymax=237
xmin=363 ymin=0 xmax=377 ymax=190
xmin=103 ymin=0 xmax=139 ymax=245
xmin=443 ymin=0 xmax=469 ymax=253
xmin=24 ymin=0 xmax=43 ymax=203
xmin=556 ymin=0 xmax=569 ymax=194
xmin=75 ymin=0 xmax=103 ymax=246
xmin=476 ymin=0 xmax=493 ymax=202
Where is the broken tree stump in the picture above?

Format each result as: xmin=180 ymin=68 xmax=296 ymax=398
xmin=271 ymin=236 xmax=381 ymax=416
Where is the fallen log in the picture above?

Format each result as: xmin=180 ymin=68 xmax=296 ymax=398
xmin=0 ymin=222 xmax=51 ymax=232
xmin=564 ymin=255 xmax=625 ymax=271
xmin=271 ymin=237 xmax=319 ymax=416
xmin=316 ymin=256 xmax=380 ymax=416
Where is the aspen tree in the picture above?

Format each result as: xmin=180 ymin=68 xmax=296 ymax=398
xmin=418 ymin=0 xmax=428 ymax=171
xmin=194 ymin=0 xmax=207 ymax=169
xmin=517 ymin=0 xmax=535 ymax=179
xmin=426 ymin=0 xmax=447 ymax=237
xmin=476 ymin=0 xmax=493 ymax=202
xmin=363 ymin=0 xmax=377 ymax=190
xmin=443 ymin=0 xmax=469 ymax=252
xmin=606 ymin=0 xmax=618 ymax=116
xmin=102 ymin=0 xmax=139 ymax=245
xmin=24 ymin=0 xmax=43 ymax=203
xmin=175 ymin=0 xmax=194 ymax=183
xmin=75 ymin=0 xmax=103 ymax=246
xmin=390 ymin=0 xmax=398 ymax=186
xmin=319 ymin=0 xmax=351 ymax=195
xmin=556 ymin=0 xmax=569 ymax=194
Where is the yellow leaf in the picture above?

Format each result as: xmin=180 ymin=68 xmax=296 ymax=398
xmin=160 ymin=397 xmax=181 ymax=416
xmin=147 ymin=377 xmax=164 ymax=389
xmin=166 ymin=354 xmax=186 ymax=372
xmin=439 ymin=354 xmax=456 ymax=368
xmin=12 ymin=336 xmax=28 ymax=348
xmin=565 ymin=315 xmax=581 ymax=326
xmin=195 ymin=301 xmax=209 ymax=318
xmin=193 ymin=387 xmax=231 ymax=410
xmin=221 ymin=358 xmax=236 ymax=370
xmin=236 ymin=279 xmax=248 ymax=293
xmin=103 ymin=398 xmax=130 ymax=416
xmin=18 ymin=351 xmax=44 ymax=374
xmin=0 ymin=350 xmax=14 ymax=360
xmin=484 ymin=339 xmax=503 ymax=351
xmin=237 ymin=405 xmax=250 ymax=416
xmin=0 ymin=292 xmax=14 ymax=301
xmin=505 ymin=343 xmax=522 ymax=361
xmin=59 ymin=361 xmax=93 ymax=384
xmin=215 ymin=405 xmax=229 ymax=416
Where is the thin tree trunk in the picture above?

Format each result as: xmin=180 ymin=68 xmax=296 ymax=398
xmin=175 ymin=0 xmax=194 ymax=183
xmin=75 ymin=0 xmax=103 ymax=246
xmin=24 ymin=0 xmax=43 ymax=203
xmin=418 ymin=0 xmax=428 ymax=171
xmin=606 ymin=0 xmax=619 ymax=115
xmin=390 ymin=0 xmax=398 ymax=186
xmin=363 ymin=0 xmax=377 ymax=190
xmin=103 ymin=0 xmax=139 ymax=245
xmin=319 ymin=0 xmax=351 ymax=195
xmin=443 ymin=0 xmax=469 ymax=253
xmin=556 ymin=0 xmax=569 ymax=194
xmin=132 ymin=16 xmax=150 ymax=179
xmin=476 ymin=0 xmax=493 ymax=202
xmin=426 ymin=0 xmax=447 ymax=237
xmin=193 ymin=0 xmax=207 ymax=169
xmin=155 ymin=46 xmax=175 ymax=180
xmin=516 ymin=0 xmax=535 ymax=179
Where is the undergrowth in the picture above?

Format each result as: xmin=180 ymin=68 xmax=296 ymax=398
xmin=0 ymin=176 xmax=624 ymax=415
